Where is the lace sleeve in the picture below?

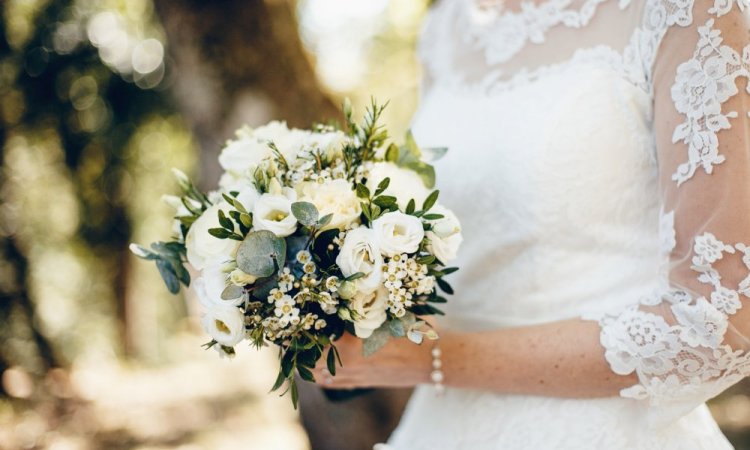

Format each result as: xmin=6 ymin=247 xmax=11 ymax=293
xmin=593 ymin=0 xmax=750 ymax=425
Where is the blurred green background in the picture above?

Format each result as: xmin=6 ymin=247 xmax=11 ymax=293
xmin=0 ymin=1 xmax=748 ymax=449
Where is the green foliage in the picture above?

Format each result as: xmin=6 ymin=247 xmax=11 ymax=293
xmin=236 ymin=230 xmax=287 ymax=277
xmin=129 ymin=242 xmax=189 ymax=294
xmin=291 ymin=201 xmax=319 ymax=227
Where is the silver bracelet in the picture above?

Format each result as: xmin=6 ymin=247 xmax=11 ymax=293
xmin=430 ymin=341 xmax=445 ymax=396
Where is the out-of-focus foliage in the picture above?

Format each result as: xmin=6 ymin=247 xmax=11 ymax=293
xmin=298 ymin=0 xmax=429 ymax=138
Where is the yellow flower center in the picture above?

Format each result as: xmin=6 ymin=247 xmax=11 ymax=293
xmin=215 ymin=320 xmax=230 ymax=334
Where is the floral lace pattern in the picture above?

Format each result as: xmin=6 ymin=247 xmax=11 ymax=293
xmin=670 ymin=20 xmax=750 ymax=184
xmin=466 ymin=0 xmax=611 ymax=64
xmin=600 ymin=230 xmax=750 ymax=411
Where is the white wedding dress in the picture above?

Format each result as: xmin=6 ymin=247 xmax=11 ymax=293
xmin=382 ymin=0 xmax=750 ymax=448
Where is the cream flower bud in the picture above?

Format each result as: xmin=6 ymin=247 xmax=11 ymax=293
xmin=229 ymin=269 xmax=257 ymax=286
xmin=338 ymin=280 xmax=358 ymax=299
xmin=337 ymin=308 xmax=352 ymax=321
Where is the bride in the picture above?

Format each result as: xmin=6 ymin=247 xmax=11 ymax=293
xmin=314 ymin=0 xmax=750 ymax=448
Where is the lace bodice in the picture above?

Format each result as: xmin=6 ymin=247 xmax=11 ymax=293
xmin=405 ymin=0 xmax=750 ymax=434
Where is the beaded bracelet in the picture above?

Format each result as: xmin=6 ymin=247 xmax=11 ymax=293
xmin=430 ymin=341 xmax=445 ymax=396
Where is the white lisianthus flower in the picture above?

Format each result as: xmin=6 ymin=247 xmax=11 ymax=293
xmin=336 ymin=227 xmax=383 ymax=293
xmin=366 ymin=162 xmax=430 ymax=210
xmin=201 ymin=304 xmax=245 ymax=346
xmin=372 ymin=211 xmax=425 ymax=257
xmin=194 ymin=266 xmax=245 ymax=308
xmin=185 ymin=202 xmax=239 ymax=270
xmin=300 ymin=179 xmax=361 ymax=231
xmin=252 ymin=183 xmax=298 ymax=237
xmin=349 ymin=286 xmax=389 ymax=338
xmin=425 ymin=204 xmax=463 ymax=263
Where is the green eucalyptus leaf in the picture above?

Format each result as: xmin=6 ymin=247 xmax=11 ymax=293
xmin=291 ymin=201 xmax=319 ymax=227
xmin=389 ymin=319 xmax=406 ymax=337
xmin=362 ymin=322 xmax=392 ymax=357
xmin=221 ymin=284 xmax=244 ymax=300
xmin=129 ymin=243 xmax=157 ymax=260
xmin=236 ymin=230 xmax=287 ymax=277
xmin=156 ymin=259 xmax=180 ymax=294
xmin=422 ymin=147 xmax=449 ymax=162
xmin=318 ymin=213 xmax=333 ymax=227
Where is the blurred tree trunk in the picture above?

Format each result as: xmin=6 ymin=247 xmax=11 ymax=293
xmin=152 ymin=0 xmax=340 ymax=189
xmin=151 ymin=1 xmax=411 ymax=448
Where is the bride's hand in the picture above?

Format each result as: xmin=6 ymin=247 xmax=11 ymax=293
xmin=313 ymin=332 xmax=433 ymax=389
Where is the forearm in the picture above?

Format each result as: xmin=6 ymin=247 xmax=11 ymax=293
xmin=438 ymin=318 xmax=638 ymax=397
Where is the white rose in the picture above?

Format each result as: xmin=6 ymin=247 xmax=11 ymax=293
xmin=425 ymin=204 xmax=463 ymax=263
xmin=349 ymin=286 xmax=389 ymax=338
xmin=371 ymin=211 xmax=425 ymax=257
xmin=185 ymin=203 xmax=239 ymax=270
xmin=300 ymin=179 xmax=361 ymax=231
xmin=252 ymin=187 xmax=298 ymax=237
xmin=336 ymin=227 xmax=382 ymax=294
xmin=201 ymin=304 xmax=245 ymax=346
xmin=366 ymin=162 xmax=430 ymax=210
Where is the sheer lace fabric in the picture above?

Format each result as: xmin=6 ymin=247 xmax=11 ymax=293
xmin=382 ymin=0 xmax=750 ymax=448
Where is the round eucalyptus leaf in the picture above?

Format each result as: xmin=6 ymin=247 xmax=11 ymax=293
xmin=291 ymin=201 xmax=319 ymax=227
xmin=236 ymin=230 xmax=287 ymax=277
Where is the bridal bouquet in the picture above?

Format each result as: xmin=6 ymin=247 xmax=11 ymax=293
xmin=130 ymin=100 xmax=462 ymax=407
